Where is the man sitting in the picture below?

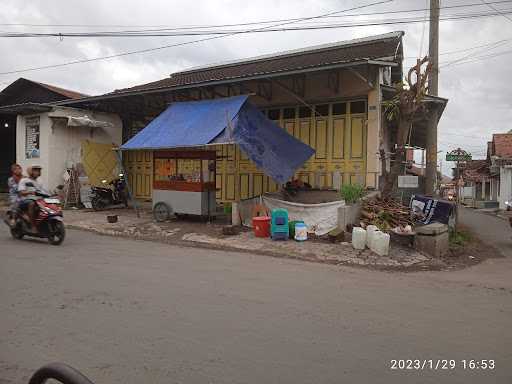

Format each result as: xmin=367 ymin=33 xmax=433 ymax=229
xmin=17 ymin=165 xmax=44 ymax=233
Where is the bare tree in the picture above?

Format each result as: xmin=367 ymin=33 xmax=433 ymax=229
xmin=381 ymin=57 xmax=432 ymax=197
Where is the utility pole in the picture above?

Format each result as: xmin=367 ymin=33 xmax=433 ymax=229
xmin=425 ymin=0 xmax=440 ymax=196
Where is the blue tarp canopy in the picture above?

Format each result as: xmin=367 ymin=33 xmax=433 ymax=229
xmin=121 ymin=95 xmax=314 ymax=184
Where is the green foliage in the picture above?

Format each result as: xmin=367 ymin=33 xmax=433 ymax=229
xmin=449 ymin=229 xmax=472 ymax=247
xmin=340 ymin=184 xmax=364 ymax=204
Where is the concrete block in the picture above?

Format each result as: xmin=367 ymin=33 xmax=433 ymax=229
xmin=337 ymin=202 xmax=361 ymax=231
xmin=414 ymin=223 xmax=449 ymax=258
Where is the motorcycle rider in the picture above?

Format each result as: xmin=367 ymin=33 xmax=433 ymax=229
xmin=17 ymin=165 xmax=44 ymax=233
xmin=6 ymin=163 xmax=23 ymax=225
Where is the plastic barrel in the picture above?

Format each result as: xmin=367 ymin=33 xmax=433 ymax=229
xmin=294 ymin=223 xmax=308 ymax=241
xmin=288 ymin=220 xmax=304 ymax=238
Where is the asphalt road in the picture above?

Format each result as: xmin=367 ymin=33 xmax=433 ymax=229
xmin=459 ymin=206 xmax=512 ymax=258
xmin=1 ymin=224 xmax=511 ymax=384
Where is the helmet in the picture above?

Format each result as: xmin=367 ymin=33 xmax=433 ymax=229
xmin=27 ymin=165 xmax=42 ymax=176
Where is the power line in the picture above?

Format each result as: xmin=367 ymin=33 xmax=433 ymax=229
xmin=1 ymin=9 xmax=511 ymax=38
xmin=405 ymin=37 xmax=512 ymax=59
xmin=2 ymin=0 xmax=511 ymax=29
xmin=441 ymin=47 xmax=512 ymax=67
xmin=480 ymin=0 xmax=512 ymax=22
xmin=0 ymin=0 xmax=393 ymax=76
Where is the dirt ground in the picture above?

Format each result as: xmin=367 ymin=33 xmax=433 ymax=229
xmin=53 ymin=206 xmax=501 ymax=272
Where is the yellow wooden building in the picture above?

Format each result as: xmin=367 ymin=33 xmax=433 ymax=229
xmin=57 ymin=32 xmax=418 ymax=202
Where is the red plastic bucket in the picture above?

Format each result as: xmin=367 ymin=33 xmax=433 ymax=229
xmin=253 ymin=216 xmax=271 ymax=238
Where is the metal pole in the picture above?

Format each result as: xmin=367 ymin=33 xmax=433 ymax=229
xmin=425 ymin=0 xmax=440 ymax=196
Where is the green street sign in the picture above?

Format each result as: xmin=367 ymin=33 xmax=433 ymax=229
xmin=446 ymin=148 xmax=472 ymax=162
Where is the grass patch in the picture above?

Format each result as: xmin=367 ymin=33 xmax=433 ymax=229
xmin=449 ymin=229 xmax=472 ymax=247
xmin=340 ymin=184 xmax=364 ymax=204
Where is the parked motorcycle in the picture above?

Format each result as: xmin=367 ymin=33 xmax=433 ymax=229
xmin=90 ymin=174 xmax=128 ymax=211
xmin=7 ymin=192 xmax=65 ymax=245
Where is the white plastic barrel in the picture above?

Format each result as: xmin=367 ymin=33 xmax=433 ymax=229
xmin=294 ymin=223 xmax=308 ymax=241
xmin=372 ymin=232 xmax=390 ymax=256
xmin=366 ymin=225 xmax=379 ymax=249
xmin=352 ymin=227 xmax=367 ymax=250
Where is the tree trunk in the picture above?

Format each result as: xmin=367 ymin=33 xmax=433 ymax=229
xmin=382 ymin=117 xmax=411 ymax=197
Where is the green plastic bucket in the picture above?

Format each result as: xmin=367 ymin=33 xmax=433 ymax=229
xmin=288 ymin=220 xmax=305 ymax=239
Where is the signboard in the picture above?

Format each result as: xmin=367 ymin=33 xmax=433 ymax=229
xmin=446 ymin=148 xmax=472 ymax=162
xmin=25 ymin=116 xmax=40 ymax=159
xmin=398 ymin=175 xmax=419 ymax=188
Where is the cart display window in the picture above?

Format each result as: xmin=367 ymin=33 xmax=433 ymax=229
xmin=153 ymin=150 xmax=216 ymax=192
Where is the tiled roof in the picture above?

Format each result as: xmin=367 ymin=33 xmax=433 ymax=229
xmin=492 ymin=133 xmax=512 ymax=159
xmin=463 ymin=159 xmax=489 ymax=182
xmin=112 ymin=31 xmax=403 ymax=95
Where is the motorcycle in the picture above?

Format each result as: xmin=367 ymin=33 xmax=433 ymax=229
xmin=7 ymin=192 xmax=65 ymax=245
xmin=90 ymin=174 xmax=128 ymax=211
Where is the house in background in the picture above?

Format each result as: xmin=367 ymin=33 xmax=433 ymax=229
xmin=461 ymin=159 xmax=494 ymax=208
xmin=489 ymin=133 xmax=512 ymax=210
xmin=0 ymin=79 xmax=122 ymax=191
xmin=0 ymin=78 xmax=87 ymax=190
xmin=461 ymin=132 xmax=512 ymax=210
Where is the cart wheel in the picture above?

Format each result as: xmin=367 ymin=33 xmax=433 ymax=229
xmin=153 ymin=202 xmax=171 ymax=222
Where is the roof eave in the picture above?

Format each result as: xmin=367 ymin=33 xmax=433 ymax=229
xmin=54 ymin=59 xmax=399 ymax=107
xmin=0 ymin=102 xmax=53 ymax=115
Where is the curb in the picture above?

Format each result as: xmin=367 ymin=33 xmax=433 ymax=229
xmin=65 ymin=224 xmax=440 ymax=272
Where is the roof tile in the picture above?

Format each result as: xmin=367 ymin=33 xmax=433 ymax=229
xmin=493 ymin=133 xmax=512 ymax=158
xmin=112 ymin=31 xmax=403 ymax=95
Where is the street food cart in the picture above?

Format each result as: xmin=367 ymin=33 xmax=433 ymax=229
xmin=120 ymin=95 xmax=315 ymax=223
xmin=152 ymin=150 xmax=216 ymax=221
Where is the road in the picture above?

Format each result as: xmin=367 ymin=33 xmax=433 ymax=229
xmin=0 ymin=223 xmax=511 ymax=384
xmin=459 ymin=206 xmax=512 ymax=258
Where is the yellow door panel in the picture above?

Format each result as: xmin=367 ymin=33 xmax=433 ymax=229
xmin=315 ymin=119 xmax=328 ymax=159
xmin=332 ymin=118 xmax=345 ymax=159
xmin=123 ymin=150 xmax=153 ymax=200
xmin=253 ymin=174 xmax=263 ymax=196
xmin=81 ymin=141 xmax=119 ymax=187
xmin=225 ymin=174 xmax=235 ymax=200
xmin=299 ymin=120 xmax=310 ymax=145
xmin=350 ymin=117 xmax=364 ymax=159
xmin=216 ymin=174 xmax=223 ymax=199
xmin=240 ymin=174 xmax=250 ymax=200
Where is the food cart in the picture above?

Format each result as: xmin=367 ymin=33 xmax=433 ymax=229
xmin=152 ymin=150 xmax=216 ymax=221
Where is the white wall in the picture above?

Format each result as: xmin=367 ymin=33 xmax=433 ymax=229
xmin=16 ymin=107 xmax=122 ymax=190
xmin=499 ymin=167 xmax=512 ymax=210
xmin=16 ymin=113 xmax=52 ymax=188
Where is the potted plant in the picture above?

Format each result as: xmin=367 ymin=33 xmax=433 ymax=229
xmin=338 ymin=184 xmax=364 ymax=231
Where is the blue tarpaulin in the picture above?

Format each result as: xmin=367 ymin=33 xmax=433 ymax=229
xmin=121 ymin=95 xmax=314 ymax=183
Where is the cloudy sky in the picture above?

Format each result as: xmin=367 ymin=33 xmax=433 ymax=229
xmin=1 ymin=0 xmax=511 ymax=173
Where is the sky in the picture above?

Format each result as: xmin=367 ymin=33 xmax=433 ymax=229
xmin=1 ymin=0 xmax=511 ymax=175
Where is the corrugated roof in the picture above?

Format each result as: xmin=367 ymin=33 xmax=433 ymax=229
xmin=492 ymin=133 xmax=512 ymax=159
xmin=34 ymin=80 xmax=88 ymax=99
xmin=112 ymin=31 xmax=403 ymax=95
xmin=0 ymin=78 xmax=88 ymax=101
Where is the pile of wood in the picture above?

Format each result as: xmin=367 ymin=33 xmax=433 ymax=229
xmin=361 ymin=197 xmax=414 ymax=231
